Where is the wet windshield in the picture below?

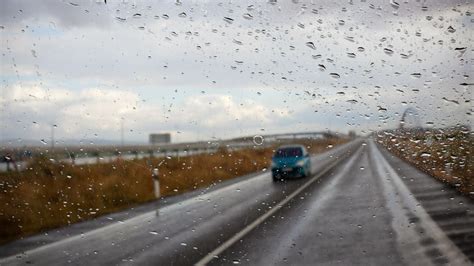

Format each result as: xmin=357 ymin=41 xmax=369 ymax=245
xmin=0 ymin=0 xmax=472 ymax=265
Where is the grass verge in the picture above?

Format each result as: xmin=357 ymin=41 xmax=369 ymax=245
xmin=376 ymin=129 xmax=473 ymax=197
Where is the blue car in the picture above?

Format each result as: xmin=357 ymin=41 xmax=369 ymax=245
xmin=271 ymin=145 xmax=311 ymax=181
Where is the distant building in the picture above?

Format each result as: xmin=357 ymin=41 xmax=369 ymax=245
xmin=149 ymin=133 xmax=171 ymax=145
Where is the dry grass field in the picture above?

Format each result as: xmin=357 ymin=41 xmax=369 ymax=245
xmin=0 ymin=137 xmax=348 ymax=244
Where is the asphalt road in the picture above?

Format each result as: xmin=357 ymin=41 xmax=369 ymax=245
xmin=0 ymin=139 xmax=472 ymax=266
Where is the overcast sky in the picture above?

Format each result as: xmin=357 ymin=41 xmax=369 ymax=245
xmin=0 ymin=0 xmax=472 ymax=145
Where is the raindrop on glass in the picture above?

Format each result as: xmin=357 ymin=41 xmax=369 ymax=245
xmin=383 ymin=48 xmax=394 ymax=55
xmin=253 ymin=135 xmax=264 ymax=146
xmin=329 ymin=73 xmax=340 ymax=79
xmin=305 ymin=42 xmax=316 ymax=50
xmin=243 ymin=13 xmax=253 ymax=20
xmin=223 ymin=17 xmax=234 ymax=24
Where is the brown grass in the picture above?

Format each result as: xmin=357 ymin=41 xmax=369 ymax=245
xmin=376 ymin=129 xmax=473 ymax=197
xmin=0 ymin=138 xmax=348 ymax=244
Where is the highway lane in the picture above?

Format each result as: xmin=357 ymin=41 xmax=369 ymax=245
xmin=0 ymin=140 xmax=361 ymax=265
xmin=206 ymin=140 xmax=471 ymax=265
xmin=1 ymin=139 xmax=471 ymax=265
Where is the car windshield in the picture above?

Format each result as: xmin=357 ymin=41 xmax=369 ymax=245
xmin=274 ymin=148 xmax=303 ymax=158
xmin=0 ymin=0 xmax=472 ymax=265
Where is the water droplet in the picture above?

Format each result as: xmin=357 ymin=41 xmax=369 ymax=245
xmin=400 ymin=53 xmax=411 ymax=59
xmin=180 ymin=242 xmax=187 ymax=246
xmin=305 ymin=42 xmax=316 ymax=50
xmin=447 ymin=26 xmax=455 ymax=33
xmin=390 ymin=0 xmax=400 ymax=9
xmin=346 ymin=52 xmax=356 ymax=58
xmin=318 ymin=64 xmax=326 ymax=71
xmin=344 ymin=36 xmax=355 ymax=42
xmin=383 ymin=48 xmax=394 ymax=55
xmin=410 ymin=73 xmax=421 ymax=78
xmin=178 ymin=12 xmax=187 ymax=18
xmin=253 ymin=135 xmax=264 ymax=145
xmin=243 ymin=13 xmax=253 ymax=20
xmin=357 ymin=47 xmax=365 ymax=52
xmin=454 ymin=47 xmax=467 ymax=55
xmin=442 ymin=97 xmax=459 ymax=105
xmin=40 ymin=139 xmax=48 ymax=145
xmin=149 ymin=231 xmax=158 ymax=235
xmin=232 ymin=260 xmax=240 ymax=265
xmin=420 ymin=152 xmax=431 ymax=157
xmin=233 ymin=39 xmax=243 ymax=45
xmin=223 ymin=17 xmax=234 ymax=24
xmin=329 ymin=73 xmax=340 ymax=79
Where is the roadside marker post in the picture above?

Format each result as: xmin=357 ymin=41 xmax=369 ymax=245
xmin=152 ymin=168 xmax=160 ymax=199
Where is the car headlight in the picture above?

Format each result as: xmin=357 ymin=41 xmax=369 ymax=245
xmin=296 ymin=160 xmax=305 ymax=167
